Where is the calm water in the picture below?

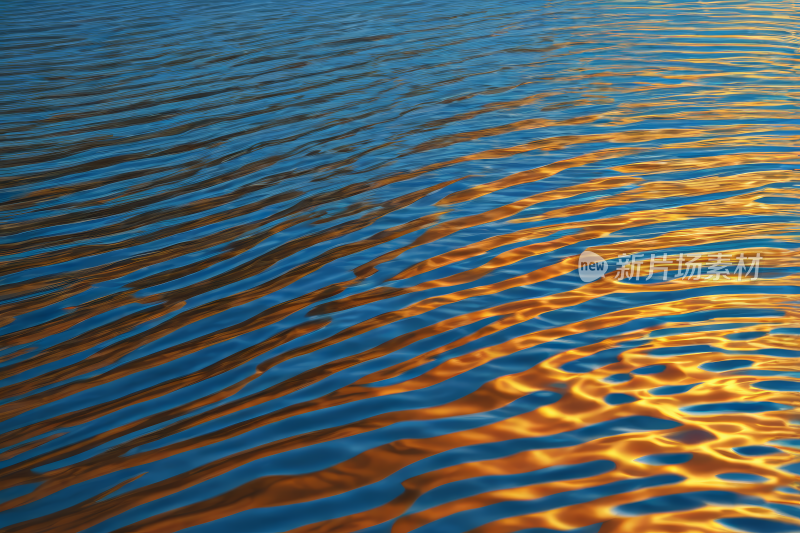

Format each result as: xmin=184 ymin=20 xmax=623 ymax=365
xmin=1 ymin=0 xmax=800 ymax=531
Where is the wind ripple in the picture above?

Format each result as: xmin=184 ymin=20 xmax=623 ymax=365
xmin=1 ymin=0 xmax=799 ymax=532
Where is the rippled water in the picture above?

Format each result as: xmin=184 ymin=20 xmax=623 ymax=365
xmin=2 ymin=0 xmax=800 ymax=531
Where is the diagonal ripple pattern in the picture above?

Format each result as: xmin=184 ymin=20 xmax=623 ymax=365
xmin=1 ymin=0 xmax=800 ymax=532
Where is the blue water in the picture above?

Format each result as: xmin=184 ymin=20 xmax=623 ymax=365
xmin=1 ymin=0 xmax=799 ymax=531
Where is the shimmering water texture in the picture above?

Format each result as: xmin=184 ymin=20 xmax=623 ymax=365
xmin=1 ymin=0 xmax=800 ymax=532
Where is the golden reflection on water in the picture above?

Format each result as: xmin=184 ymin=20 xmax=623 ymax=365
xmin=1 ymin=0 xmax=800 ymax=532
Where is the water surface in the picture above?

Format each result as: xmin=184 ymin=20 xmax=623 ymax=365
xmin=1 ymin=0 xmax=800 ymax=532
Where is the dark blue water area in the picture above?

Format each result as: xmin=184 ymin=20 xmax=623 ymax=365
xmin=616 ymin=490 xmax=764 ymax=515
xmin=719 ymin=518 xmax=800 ymax=533
xmin=2 ymin=0 xmax=800 ymax=531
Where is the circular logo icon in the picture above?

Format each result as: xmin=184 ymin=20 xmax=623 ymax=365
xmin=579 ymin=250 xmax=608 ymax=282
